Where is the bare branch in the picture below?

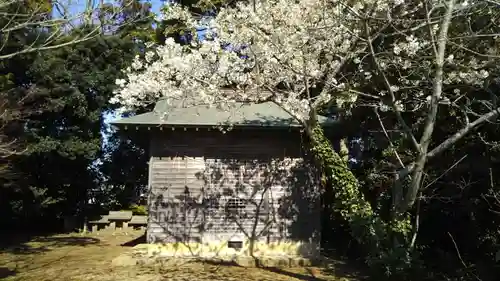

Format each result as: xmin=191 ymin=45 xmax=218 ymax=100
xmin=427 ymin=107 xmax=500 ymax=159
xmin=448 ymin=232 xmax=483 ymax=281
xmin=365 ymin=21 xmax=422 ymax=154
xmin=374 ymin=108 xmax=405 ymax=169
xmin=422 ymin=154 xmax=467 ymax=190
xmin=399 ymin=0 xmax=457 ymax=214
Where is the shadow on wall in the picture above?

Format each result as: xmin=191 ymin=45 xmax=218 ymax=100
xmin=146 ymin=129 xmax=322 ymax=258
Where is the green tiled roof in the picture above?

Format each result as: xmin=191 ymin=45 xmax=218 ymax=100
xmin=111 ymin=99 xmax=336 ymax=128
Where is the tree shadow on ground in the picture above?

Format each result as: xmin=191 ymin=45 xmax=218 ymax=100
xmin=0 ymin=267 xmax=16 ymax=279
xmin=197 ymin=259 xmax=321 ymax=281
xmin=121 ymin=232 xmax=147 ymax=247
xmin=0 ymin=245 xmax=76 ymax=277
xmin=197 ymin=258 xmax=369 ymax=281
xmin=260 ymin=267 xmax=323 ymax=281
xmin=320 ymin=258 xmax=371 ymax=281
xmin=0 ymin=236 xmax=100 ymax=255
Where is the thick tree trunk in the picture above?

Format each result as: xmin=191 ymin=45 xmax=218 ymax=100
xmin=304 ymin=123 xmax=387 ymax=254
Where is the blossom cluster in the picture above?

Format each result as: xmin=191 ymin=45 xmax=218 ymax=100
xmin=111 ymin=0 xmax=367 ymax=121
xmin=111 ymin=0 xmax=498 ymax=122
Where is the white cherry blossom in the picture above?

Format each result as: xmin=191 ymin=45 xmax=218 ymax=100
xmin=112 ymin=0 xmax=498 ymax=124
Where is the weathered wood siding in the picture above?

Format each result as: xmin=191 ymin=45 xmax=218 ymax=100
xmin=147 ymin=128 xmax=321 ymax=245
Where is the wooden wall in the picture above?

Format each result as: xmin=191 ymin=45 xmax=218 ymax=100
xmin=146 ymin=128 xmax=321 ymax=245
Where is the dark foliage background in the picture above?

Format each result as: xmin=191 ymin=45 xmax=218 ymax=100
xmin=0 ymin=1 xmax=499 ymax=280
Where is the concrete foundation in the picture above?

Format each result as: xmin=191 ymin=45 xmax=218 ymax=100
xmin=134 ymin=240 xmax=319 ymax=258
xmin=124 ymin=240 xmax=323 ymax=268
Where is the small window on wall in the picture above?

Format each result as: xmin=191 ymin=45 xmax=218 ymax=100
xmin=225 ymin=198 xmax=246 ymax=217
xmin=228 ymin=241 xmax=243 ymax=250
xmin=204 ymin=196 xmax=220 ymax=216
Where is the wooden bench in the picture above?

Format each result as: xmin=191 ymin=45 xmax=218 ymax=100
xmin=88 ymin=215 xmax=110 ymax=232
xmin=88 ymin=211 xmax=146 ymax=232
xmin=107 ymin=211 xmax=133 ymax=229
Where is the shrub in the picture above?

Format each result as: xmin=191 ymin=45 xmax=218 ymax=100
xmin=127 ymin=204 xmax=147 ymax=215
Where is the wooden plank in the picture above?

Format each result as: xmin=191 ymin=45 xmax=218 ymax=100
xmin=89 ymin=215 xmax=109 ymax=224
xmin=129 ymin=215 xmax=147 ymax=225
xmin=147 ymin=129 xmax=321 ymax=245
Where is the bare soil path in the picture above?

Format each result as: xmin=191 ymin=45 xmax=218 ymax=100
xmin=0 ymin=230 xmax=364 ymax=281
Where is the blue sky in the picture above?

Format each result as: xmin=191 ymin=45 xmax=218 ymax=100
xmin=56 ymin=0 xmax=164 ymax=17
xmin=54 ymin=1 xmax=208 ymax=129
xmin=52 ymin=1 xmax=165 ymax=140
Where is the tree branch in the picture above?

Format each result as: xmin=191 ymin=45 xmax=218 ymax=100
xmin=427 ymin=107 xmax=500 ymax=159
xmin=398 ymin=0 xmax=456 ymax=214
xmin=0 ymin=0 xmax=143 ymax=59
xmin=365 ymin=21 xmax=422 ymax=154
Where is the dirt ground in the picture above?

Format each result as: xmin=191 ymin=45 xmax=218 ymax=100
xmin=0 ymin=230 xmax=364 ymax=281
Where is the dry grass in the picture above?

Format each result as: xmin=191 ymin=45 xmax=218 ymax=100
xmin=0 ymin=230 xmax=362 ymax=281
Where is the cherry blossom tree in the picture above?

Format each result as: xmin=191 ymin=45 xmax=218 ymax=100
xmin=112 ymin=0 xmax=500 ymax=263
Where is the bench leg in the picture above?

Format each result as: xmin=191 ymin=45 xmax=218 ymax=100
xmin=107 ymin=222 xmax=116 ymax=230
